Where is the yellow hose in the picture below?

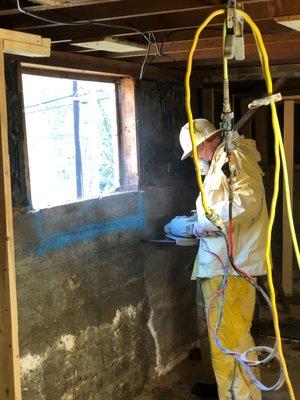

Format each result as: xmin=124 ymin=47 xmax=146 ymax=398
xmin=184 ymin=8 xmax=225 ymax=216
xmin=236 ymin=9 xmax=296 ymax=399
xmin=185 ymin=7 xmax=297 ymax=400
xmin=244 ymin=12 xmax=300 ymax=270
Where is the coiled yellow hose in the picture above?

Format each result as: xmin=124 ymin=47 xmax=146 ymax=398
xmin=184 ymin=7 xmax=298 ymax=400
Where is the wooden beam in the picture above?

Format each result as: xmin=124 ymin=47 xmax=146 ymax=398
xmin=0 ymin=29 xmax=50 ymax=400
xmin=0 ymin=37 xmax=22 ymax=400
xmin=118 ymin=77 xmax=138 ymax=189
xmin=0 ymin=0 xmax=122 ymax=15
xmin=196 ymin=64 xmax=300 ymax=84
xmin=10 ymin=50 xmax=185 ymax=83
xmin=93 ymin=31 xmax=300 ymax=60
xmin=140 ymin=32 xmax=300 ymax=64
xmin=3 ymin=38 xmax=50 ymax=57
xmin=3 ymin=0 xmax=275 ymax=33
xmin=282 ymin=99 xmax=294 ymax=297
xmin=275 ymin=0 xmax=300 ymax=17
xmin=234 ymin=78 xmax=288 ymax=131
xmin=31 ymin=0 xmax=61 ymax=5
xmin=0 ymin=28 xmax=51 ymax=57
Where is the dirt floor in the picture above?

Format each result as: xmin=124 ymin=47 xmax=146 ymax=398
xmin=135 ymin=337 xmax=300 ymax=400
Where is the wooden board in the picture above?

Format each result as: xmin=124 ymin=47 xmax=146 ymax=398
xmin=0 ymin=29 xmax=51 ymax=400
xmin=31 ymin=0 xmax=116 ymax=4
xmin=4 ymin=38 xmax=51 ymax=57
xmin=282 ymin=100 xmax=294 ymax=296
xmin=0 ymin=39 xmax=22 ymax=400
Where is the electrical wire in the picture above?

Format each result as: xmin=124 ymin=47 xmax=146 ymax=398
xmin=205 ymin=231 xmax=285 ymax=392
xmin=184 ymin=6 xmax=297 ymax=399
xmin=16 ymin=0 xmax=152 ymax=45
xmin=16 ymin=0 xmax=173 ymax=79
xmin=139 ymin=33 xmax=152 ymax=80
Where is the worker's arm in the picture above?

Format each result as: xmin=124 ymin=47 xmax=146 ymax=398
xmin=196 ymin=167 xmax=265 ymax=232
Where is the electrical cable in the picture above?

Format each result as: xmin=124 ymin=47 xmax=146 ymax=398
xmin=16 ymin=0 xmax=173 ymax=79
xmin=16 ymin=0 xmax=152 ymax=45
xmin=184 ymin=6 xmax=297 ymax=399
xmin=139 ymin=33 xmax=152 ymax=80
xmin=205 ymin=231 xmax=285 ymax=392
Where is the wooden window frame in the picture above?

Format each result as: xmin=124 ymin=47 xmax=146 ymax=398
xmin=20 ymin=64 xmax=139 ymax=209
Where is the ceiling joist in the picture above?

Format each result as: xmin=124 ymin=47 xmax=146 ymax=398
xmin=2 ymin=0 xmax=300 ymax=76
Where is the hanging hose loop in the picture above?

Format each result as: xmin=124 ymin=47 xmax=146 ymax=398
xmin=185 ymin=6 xmax=297 ymax=400
xmin=235 ymin=9 xmax=297 ymax=400
xmin=184 ymin=9 xmax=225 ymax=223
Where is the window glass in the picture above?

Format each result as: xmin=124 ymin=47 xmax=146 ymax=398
xmin=22 ymin=74 xmax=119 ymax=209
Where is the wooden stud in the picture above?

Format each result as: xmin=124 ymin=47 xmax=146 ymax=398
xmin=0 ymin=39 xmax=22 ymax=400
xmin=282 ymin=100 xmax=294 ymax=297
xmin=32 ymin=0 xmax=64 ymax=4
xmin=118 ymin=77 xmax=138 ymax=189
xmin=0 ymin=29 xmax=50 ymax=400
xmin=197 ymin=64 xmax=300 ymax=84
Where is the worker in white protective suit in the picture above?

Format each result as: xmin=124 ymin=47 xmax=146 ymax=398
xmin=179 ymin=119 xmax=268 ymax=400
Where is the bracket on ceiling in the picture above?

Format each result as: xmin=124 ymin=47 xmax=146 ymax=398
xmin=224 ymin=0 xmax=245 ymax=61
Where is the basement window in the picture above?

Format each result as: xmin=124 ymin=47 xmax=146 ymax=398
xmin=22 ymin=72 xmax=121 ymax=209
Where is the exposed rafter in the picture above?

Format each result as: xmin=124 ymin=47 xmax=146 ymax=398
xmin=0 ymin=0 xmax=122 ymax=15
xmin=0 ymin=0 xmax=276 ymax=31
xmin=2 ymin=0 xmax=300 ymax=72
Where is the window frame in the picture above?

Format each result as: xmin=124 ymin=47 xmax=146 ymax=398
xmin=20 ymin=64 xmax=138 ymax=210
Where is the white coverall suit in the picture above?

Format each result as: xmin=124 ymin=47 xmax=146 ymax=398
xmin=193 ymin=132 xmax=268 ymax=399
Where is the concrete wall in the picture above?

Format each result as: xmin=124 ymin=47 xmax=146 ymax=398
xmin=8 ymin=70 xmax=199 ymax=400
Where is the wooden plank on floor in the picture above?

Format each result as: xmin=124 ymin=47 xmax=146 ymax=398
xmin=0 ymin=39 xmax=22 ymax=400
xmin=282 ymin=100 xmax=294 ymax=297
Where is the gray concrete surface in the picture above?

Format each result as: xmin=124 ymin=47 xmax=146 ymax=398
xmin=135 ymin=338 xmax=300 ymax=400
xmin=13 ymin=79 xmax=199 ymax=400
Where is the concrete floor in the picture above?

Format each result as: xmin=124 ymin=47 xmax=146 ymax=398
xmin=135 ymin=337 xmax=300 ymax=400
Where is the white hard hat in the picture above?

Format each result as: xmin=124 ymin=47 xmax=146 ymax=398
xmin=179 ymin=118 xmax=220 ymax=160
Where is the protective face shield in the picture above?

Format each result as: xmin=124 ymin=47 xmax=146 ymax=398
xmin=179 ymin=119 xmax=220 ymax=161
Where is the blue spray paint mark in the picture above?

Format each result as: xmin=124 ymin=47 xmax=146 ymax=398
xmin=27 ymin=191 xmax=147 ymax=257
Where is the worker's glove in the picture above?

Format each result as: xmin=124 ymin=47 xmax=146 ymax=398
xmin=164 ymin=215 xmax=196 ymax=238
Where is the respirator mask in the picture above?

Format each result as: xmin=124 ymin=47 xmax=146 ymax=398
xmin=199 ymin=159 xmax=210 ymax=175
